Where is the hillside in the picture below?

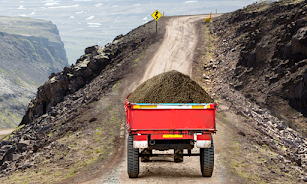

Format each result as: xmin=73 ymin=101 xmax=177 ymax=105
xmin=2 ymin=0 xmax=307 ymax=183
xmin=0 ymin=16 xmax=68 ymax=128
xmin=208 ymin=0 xmax=307 ymax=134
xmin=196 ymin=0 xmax=307 ymax=182
xmin=0 ymin=18 xmax=167 ymax=183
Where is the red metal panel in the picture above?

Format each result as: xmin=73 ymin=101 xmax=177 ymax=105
xmin=173 ymin=109 xmax=215 ymax=129
xmin=125 ymin=97 xmax=216 ymax=134
xmin=129 ymin=109 xmax=215 ymax=130
xmin=133 ymin=134 xmax=148 ymax=141
xmin=132 ymin=130 xmax=216 ymax=135
xmin=130 ymin=109 xmax=173 ymax=129
xmin=197 ymin=134 xmax=211 ymax=140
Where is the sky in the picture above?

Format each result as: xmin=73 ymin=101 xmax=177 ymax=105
xmin=0 ymin=0 xmax=257 ymax=64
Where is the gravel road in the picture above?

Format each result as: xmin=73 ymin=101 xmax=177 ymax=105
xmin=0 ymin=128 xmax=14 ymax=136
xmin=85 ymin=14 xmax=225 ymax=184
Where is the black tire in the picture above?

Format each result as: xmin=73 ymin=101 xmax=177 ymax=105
xmin=127 ymin=135 xmax=139 ymax=178
xmin=200 ymin=136 xmax=214 ymax=177
xmin=174 ymin=149 xmax=183 ymax=162
xmin=141 ymin=148 xmax=151 ymax=162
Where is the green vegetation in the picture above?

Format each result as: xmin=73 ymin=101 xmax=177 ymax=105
xmin=14 ymin=124 xmax=25 ymax=132
xmin=0 ymin=17 xmax=59 ymax=42
xmin=0 ymin=108 xmax=21 ymax=128
xmin=21 ymin=38 xmax=35 ymax=52
xmin=0 ymin=67 xmax=12 ymax=78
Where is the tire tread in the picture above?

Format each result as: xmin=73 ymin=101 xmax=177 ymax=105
xmin=200 ymin=136 xmax=214 ymax=177
xmin=127 ymin=135 xmax=139 ymax=178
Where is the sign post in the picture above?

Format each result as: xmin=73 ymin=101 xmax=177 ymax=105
xmin=151 ymin=10 xmax=162 ymax=33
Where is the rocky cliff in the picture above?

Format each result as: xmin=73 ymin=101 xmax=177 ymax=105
xmin=208 ymin=0 xmax=307 ymax=134
xmin=198 ymin=0 xmax=307 ymax=179
xmin=0 ymin=16 xmax=68 ymax=128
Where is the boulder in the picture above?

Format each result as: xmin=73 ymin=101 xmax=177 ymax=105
xmin=113 ymin=34 xmax=124 ymax=42
xmin=18 ymin=140 xmax=30 ymax=150
xmin=283 ymin=42 xmax=292 ymax=59
xmin=247 ymin=50 xmax=256 ymax=67
xmin=2 ymin=147 xmax=15 ymax=162
xmin=291 ymin=26 xmax=307 ymax=56
xmin=255 ymin=44 xmax=267 ymax=63
xmin=84 ymin=45 xmax=99 ymax=55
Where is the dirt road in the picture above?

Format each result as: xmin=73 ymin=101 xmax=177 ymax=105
xmin=0 ymin=128 xmax=14 ymax=136
xmin=88 ymin=14 xmax=228 ymax=184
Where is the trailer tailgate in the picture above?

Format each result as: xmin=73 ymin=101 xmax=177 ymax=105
xmin=125 ymin=101 xmax=216 ymax=131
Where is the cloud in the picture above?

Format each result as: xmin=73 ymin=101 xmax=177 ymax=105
xmin=76 ymin=11 xmax=84 ymax=14
xmin=94 ymin=3 xmax=103 ymax=7
xmin=143 ymin=17 xmax=148 ymax=21
xmin=87 ymin=22 xmax=102 ymax=27
xmin=69 ymin=16 xmax=75 ymax=19
xmin=45 ymin=2 xmax=59 ymax=6
xmin=29 ymin=12 xmax=35 ymax=15
xmin=48 ymin=4 xmax=79 ymax=9
xmin=185 ymin=1 xmax=197 ymax=3
xmin=85 ymin=15 xmax=94 ymax=20
xmin=17 ymin=5 xmax=26 ymax=9
xmin=133 ymin=4 xmax=141 ymax=6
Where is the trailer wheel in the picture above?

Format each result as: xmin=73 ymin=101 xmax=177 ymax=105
xmin=200 ymin=136 xmax=214 ymax=177
xmin=127 ymin=135 xmax=139 ymax=178
xmin=174 ymin=149 xmax=183 ymax=162
xmin=141 ymin=148 xmax=151 ymax=162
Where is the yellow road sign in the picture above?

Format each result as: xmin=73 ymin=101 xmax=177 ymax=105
xmin=151 ymin=10 xmax=162 ymax=21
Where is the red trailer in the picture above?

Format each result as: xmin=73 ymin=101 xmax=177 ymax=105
xmin=125 ymin=95 xmax=217 ymax=178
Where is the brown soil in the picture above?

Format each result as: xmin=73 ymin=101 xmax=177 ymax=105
xmin=128 ymin=70 xmax=214 ymax=103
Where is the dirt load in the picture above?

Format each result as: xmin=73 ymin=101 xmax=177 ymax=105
xmin=128 ymin=70 xmax=214 ymax=103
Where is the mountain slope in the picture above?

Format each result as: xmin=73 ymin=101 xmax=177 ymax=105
xmin=209 ymin=0 xmax=307 ymax=133
xmin=196 ymin=0 xmax=307 ymax=182
xmin=0 ymin=18 xmax=167 ymax=183
xmin=0 ymin=16 xmax=68 ymax=128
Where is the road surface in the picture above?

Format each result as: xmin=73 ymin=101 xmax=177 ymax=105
xmin=84 ymin=14 xmax=225 ymax=184
xmin=0 ymin=128 xmax=14 ymax=136
xmin=106 ymin=14 xmax=224 ymax=184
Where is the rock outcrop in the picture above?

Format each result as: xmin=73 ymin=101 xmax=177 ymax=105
xmin=209 ymin=0 xmax=307 ymax=119
xmin=20 ymin=45 xmax=114 ymax=125
xmin=202 ymin=0 xmax=307 ymax=179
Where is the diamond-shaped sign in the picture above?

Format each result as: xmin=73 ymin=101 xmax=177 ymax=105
xmin=151 ymin=10 xmax=162 ymax=21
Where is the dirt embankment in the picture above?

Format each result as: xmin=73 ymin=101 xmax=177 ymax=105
xmin=195 ymin=0 xmax=307 ymax=182
xmin=210 ymin=0 xmax=307 ymax=134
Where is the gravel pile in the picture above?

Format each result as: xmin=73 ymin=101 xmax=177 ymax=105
xmin=128 ymin=70 xmax=214 ymax=103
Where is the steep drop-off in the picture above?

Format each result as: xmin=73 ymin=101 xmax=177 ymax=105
xmin=0 ymin=16 xmax=68 ymax=128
